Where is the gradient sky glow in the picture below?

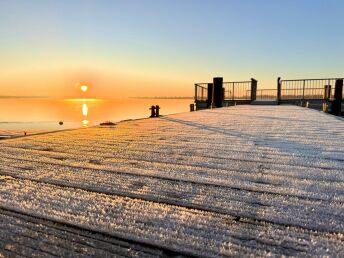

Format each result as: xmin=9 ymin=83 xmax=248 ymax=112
xmin=0 ymin=0 xmax=343 ymax=98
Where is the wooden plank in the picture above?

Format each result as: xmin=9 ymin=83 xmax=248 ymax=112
xmin=0 ymin=105 xmax=343 ymax=256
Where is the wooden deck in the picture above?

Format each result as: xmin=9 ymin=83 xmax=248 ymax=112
xmin=0 ymin=105 xmax=343 ymax=257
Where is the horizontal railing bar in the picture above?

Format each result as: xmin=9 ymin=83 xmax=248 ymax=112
xmin=196 ymin=81 xmax=252 ymax=86
xmin=281 ymin=87 xmax=329 ymax=90
xmin=281 ymin=78 xmax=343 ymax=82
xmin=223 ymin=81 xmax=251 ymax=84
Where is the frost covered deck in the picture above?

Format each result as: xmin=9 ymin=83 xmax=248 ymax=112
xmin=0 ymin=105 xmax=343 ymax=257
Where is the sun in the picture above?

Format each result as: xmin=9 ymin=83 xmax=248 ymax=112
xmin=81 ymin=85 xmax=88 ymax=92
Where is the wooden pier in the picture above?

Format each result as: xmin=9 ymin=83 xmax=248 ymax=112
xmin=0 ymin=105 xmax=343 ymax=257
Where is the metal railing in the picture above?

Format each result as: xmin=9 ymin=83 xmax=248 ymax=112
xmin=194 ymin=83 xmax=208 ymax=102
xmin=255 ymin=89 xmax=277 ymax=101
xmin=279 ymin=78 xmax=344 ymax=100
xmin=223 ymin=81 xmax=251 ymax=100
xmin=195 ymin=81 xmax=253 ymax=102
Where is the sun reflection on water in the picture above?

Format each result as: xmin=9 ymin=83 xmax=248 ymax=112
xmin=82 ymin=103 xmax=88 ymax=117
xmin=82 ymin=119 xmax=89 ymax=126
xmin=64 ymin=98 xmax=104 ymax=127
xmin=81 ymin=102 xmax=89 ymax=126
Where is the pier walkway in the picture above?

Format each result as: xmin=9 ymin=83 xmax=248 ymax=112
xmin=0 ymin=105 xmax=343 ymax=257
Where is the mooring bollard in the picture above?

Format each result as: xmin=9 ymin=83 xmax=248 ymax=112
xmin=190 ymin=103 xmax=195 ymax=112
xmin=149 ymin=105 xmax=156 ymax=117
xmin=155 ymin=105 xmax=160 ymax=117
xmin=306 ymin=101 xmax=309 ymax=108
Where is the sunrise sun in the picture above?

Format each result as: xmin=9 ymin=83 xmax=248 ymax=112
xmin=80 ymin=85 xmax=88 ymax=92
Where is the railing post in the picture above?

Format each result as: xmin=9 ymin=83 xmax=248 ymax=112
xmin=331 ymin=79 xmax=343 ymax=116
xmin=277 ymin=77 xmax=281 ymax=104
xmin=232 ymin=82 xmax=235 ymax=102
xmin=302 ymin=80 xmax=305 ymax=101
xmin=213 ymin=77 xmax=223 ymax=108
xmin=194 ymin=84 xmax=197 ymax=103
xmin=250 ymin=78 xmax=257 ymax=102
xmin=207 ymin=83 xmax=213 ymax=108
xmin=324 ymin=85 xmax=331 ymax=100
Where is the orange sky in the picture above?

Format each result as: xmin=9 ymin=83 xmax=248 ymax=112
xmin=1 ymin=1 xmax=343 ymax=98
xmin=0 ymin=65 xmax=194 ymax=98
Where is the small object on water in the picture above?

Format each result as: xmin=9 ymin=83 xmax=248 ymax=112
xmin=149 ymin=105 xmax=156 ymax=117
xmin=155 ymin=105 xmax=160 ymax=117
xmin=100 ymin=121 xmax=116 ymax=126
xmin=59 ymin=121 xmax=63 ymax=125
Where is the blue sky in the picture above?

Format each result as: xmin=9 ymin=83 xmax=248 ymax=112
xmin=0 ymin=0 xmax=343 ymax=96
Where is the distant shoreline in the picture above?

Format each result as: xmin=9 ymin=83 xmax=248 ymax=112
xmin=0 ymin=96 xmax=49 ymax=99
xmin=129 ymin=96 xmax=193 ymax=99
xmin=0 ymin=96 xmax=193 ymax=100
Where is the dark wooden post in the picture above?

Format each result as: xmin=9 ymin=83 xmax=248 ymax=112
xmin=213 ymin=77 xmax=223 ymax=108
xmin=207 ymin=83 xmax=213 ymax=108
xmin=331 ymin=79 xmax=343 ymax=116
xmin=277 ymin=77 xmax=282 ymax=105
xmin=251 ymin=78 xmax=257 ymax=101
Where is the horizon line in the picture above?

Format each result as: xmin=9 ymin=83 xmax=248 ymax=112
xmin=0 ymin=95 xmax=50 ymax=99
xmin=129 ymin=96 xmax=193 ymax=99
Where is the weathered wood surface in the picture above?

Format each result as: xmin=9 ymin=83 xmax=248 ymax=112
xmin=0 ymin=105 xmax=343 ymax=257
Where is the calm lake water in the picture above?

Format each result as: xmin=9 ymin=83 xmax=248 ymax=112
xmin=0 ymin=98 xmax=192 ymax=136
